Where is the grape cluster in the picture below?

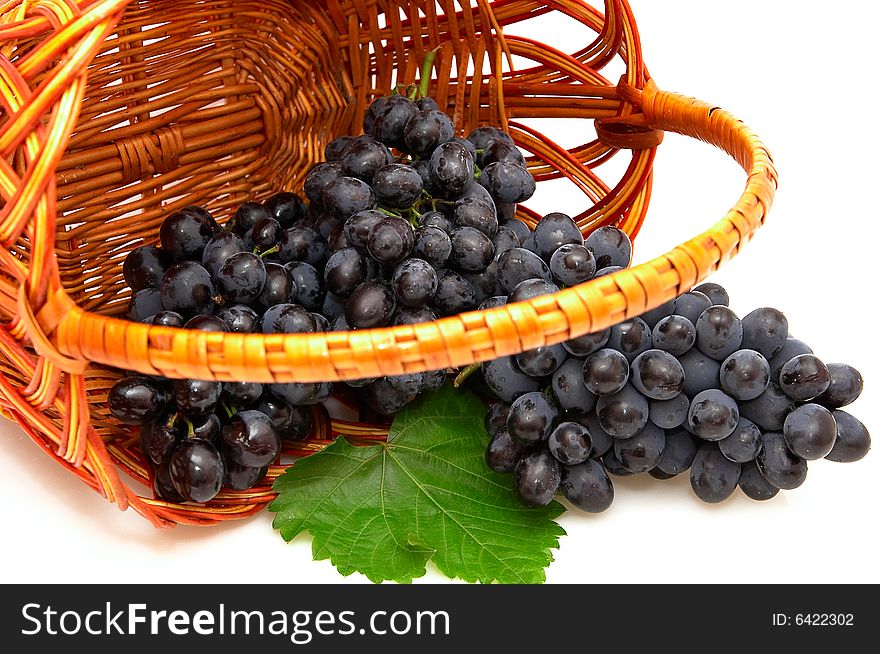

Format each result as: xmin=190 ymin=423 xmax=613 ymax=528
xmin=483 ymin=281 xmax=870 ymax=511
xmin=113 ymin=91 xmax=545 ymax=502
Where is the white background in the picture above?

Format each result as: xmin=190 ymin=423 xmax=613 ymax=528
xmin=1 ymin=0 xmax=877 ymax=584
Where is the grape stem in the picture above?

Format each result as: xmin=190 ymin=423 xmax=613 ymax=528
xmin=258 ymin=244 xmax=280 ymax=259
xmin=418 ymin=48 xmax=440 ymax=99
xmin=454 ymin=363 xmax=481 ymax=388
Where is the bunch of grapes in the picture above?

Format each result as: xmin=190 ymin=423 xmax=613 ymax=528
xmin=111 ymin=90 xmax=548 ymax=503
xmin=484 ymin=282 xmax=870 ymax=511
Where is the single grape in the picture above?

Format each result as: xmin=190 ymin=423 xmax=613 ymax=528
xmin=462 ymin=262 xmax=502 ymax=304
xmin=341 ymin=137 xmax=394 ymax=183
xmin=695 ymin=305 xmax=743 ymax=361
xmin=718 ymin=417 xmax=763 ymax=463
xmin=153 ymin=460 xmax=186 ymax=502
xmin=257 ymin=262 xmax=297 ymax=310
xmin=229 ymin=201 xmax=271 ymax=235
xmin=607 ymin=317 xmax=653 ymax=363
xmin=547 ymin=422 xmax=593 ymax=465
xmin=223 ymin=459 xmax=268 ymax=492
xmin=403 ymin=109 xmax=454 ymax=157
xmin=215 ymin=304 xmax=260 ymax=333
xmin=649 ymin=394 xmax=689 ymax=430
xmin=672 ymin=291 xmax=712 ymax=325
xmin=324 ymin=135 xmax=357 ymax=161
xmin=363 ymin=96 xmax=389 ymax=135
xmin=367 ymin=217 xmax=414 ymax=264
xmin=222 ymin=410 xmax=280 ymax=468
xmin=412 ymin=225 xmax=452 ymax=268
xmin=575 ymin=412 xmax=614 ymax=457
xmin=222 ymin=382 xmax=263 ymax=407
xmin=322 ymin=176 xmax=377 ymax=220
xmin=677 ymin=349 xmax=722 ymax=398
xmin=513 ymin=449 xmax=561 ymax=507
xmin=279 ymin=405 xmax=313 ymax=442
xmin=655 ymin=428 xmax=698 ymax=475
xmin=386 ymin=373 xmax=425 ymax=397
xmin=481 ymin=140 xmax=526 ymax=167
xmin=768 ymin=338 xmax=814 ymax=381
xmin=482 ymin=356 xmax=541 ymax=402
xmin=719 ymin=349 xmax=770 ymax=401
xmin=284 ymin=261 xmax=325 ymax=312
xmin=596 ymin=383 xmax=649 ymax=439
xmin=552 ymin=358 xmax=597 ymax=415
xmin=453 ymin=197 xmax=498 ymax=237
xmin=429 ymin=141 xmax=475 ymax=197
xmin=757 ymin=431 xmax=807 ymax=490
xmin=507 ymin=278 xmax=559 ymax=303
xmin=418 ymin=209 xmax=454 ymax=233
xmin=639 ymin=298 xmax=677 ymax=329
xmin=549 ymin=243 xmax=596 ymax=287
xmin=738 ymin=383 xmax=795 ymax=432
xmin=497 ymin=247 xmax=553 ymax=292
xmin=601 ymin=448 xmax=635 ymax=477
xmin=690 ymin=444 xmax=741 ymax=503
xmin=563 ymin=328 xmax=611 ymax=358
xmin=779 ymin=354 xmax=831 ymax=401
xmin=466 ymin=126 xmax=515 ymax=150
xmin=416 ymin=96 xmax=440 ymax=111
xmin=248 ymin=217 xmax=282 ymax=253
xmin=345 ymin=281 xmax=397 ymax=329
xmin=630 ymin=349 xmax=685 ymax=400
xmin=150 ymin=311 xmax=185 ymax=327
xmin=583 ymin=348 xmax=630 ymax=396
xmin=137 ymin=413 xmax=180 ymax=463
xmin=652 ymin=315 xmax=696 ymax=356
xmin=362 ymin=377 xmax=418 ymax=415
xmin=304 ymin=162 xmax=345 ymax=204
xmin=485 ymin=430 xmax=529 ymax=473
xmin=507 ymin=391 xmax=559 ymax=446
xmin=159 ymin=209 xmax=219 ymax=260
xmin=817 ymin=363 xmax=864 ymax=409
xmin=533 ymin=212 xmax=583 ymax=261
xmin=449 ymin=226 xmax=495 ymax=272
xmin=502 ymin=218 xmax=531 ymax=245
xmin=372 ymin=95 xmax=419 ymax=150
xmin=322 ymin=247 xmax=368 ymax=299
xmin=160 ymin=261 xmax=215 ymax=316
xmin=739 ymin=307 xmax=788 ymax=358
xmin=430 ymin=270 xmax=477 ymax=315
xmin=783 ymin=403 xmax=837 ymax=460
xmin=184 ymin=315 xmax=228 ymax=332
xmin=192 ymin=413 xmax=222 ymax=444
xmin=393 ymin=306 xmax=438 ymax=326
xmin=615 ymin=423 xmax=665 ymax=473
xmin=515 ymin=345 xmax=566 ymax=378
xmin=271 ymin=382 xmax=323 ymax=406
xmin=825 ymin=410 xmax=871 ymax=462
xmin=687 ymin=389 xmax=740 ymax=441
xmin=263 ymin=192 xmax=307 ymax=228
xmin=128 ymin=288 xmax=164 ymax=322
xmin=172 ymin=379 xmax=221 ymax=416
xmin=560 ymin=459 xmax=614 ymax=513
xmin=491 ymin=226 xmax=521 ymax=262
xmin=278 ymin=226 xmax=326 ymax=266
xmin=215 ymin=252 xmax=266 ymax=304
xmin=124 ymin=245 xmax=172 ymax=291
xmin=738 ymin=461 xmax=779 ymax=501
xmin=372 ymin=163 xmax=424 ymax=208
xmin=169 ymin=439 xmax=225 ymax=503
xmin=692 ymin=282 xmax=730 ymax=307
xmin=584 ymin=226 xmax=632 ymax=269
xmin=485 ymin=402 xmax=511 ymax=437
xmin=260 ymin=303 xmax=315 ymax=334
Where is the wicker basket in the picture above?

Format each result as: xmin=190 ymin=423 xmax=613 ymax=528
xmin=0 ymin=0 xmax=776 ymax=527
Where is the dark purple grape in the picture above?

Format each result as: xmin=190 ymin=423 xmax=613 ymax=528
xmin=583 ymin=348 xmax=630 ymax=396
xmin=594 ymin=265 xmax=624 ymax=278
xmin=507 ymin=278 xmax=558 ymax=304
xmin=678 ymin=348 xmax=722 ymax=398
xmin=738 ymin=461 xmax=779 ymax=501
xmin=229 ymin=202 xmax=271 ymax=235
xmin=192 ymin=413 xmax=222 ymax=444
xmin=596 ymin=383 xmax=649 ymax=439
xmin=502 ymin=218 xmax=531 ymax=245
xmin=656 ymin=429 xmax=698 ymax=475
xmin=248 ymin=217 xmax=282 ymax=253
xmin=601 ymin=448 xmax=635 ymax=477
xmin=652 ymin=315 xmax=696 ymax=356
xmin=453 ymin=197 xmax=498 ymax=237
xmin=740 ymin=307 xmax=788 ymax=358
xmin=757 ymin=431 xmax=807 ymax=490
xmin=826 ymin=410 xmax=871 ymax=462
xmin=548 ymin=422 xmax=592 ymax=465
xmin=739 ymin=383 xmax=795 ymax=432
xmin=154 ymin=459 xmax=186 ymax=502
xmin=429 ymin=141 xmax=475 ymax=197
xmin=649 ymin=468 xmax=678 ymax=481
xmin=342 ymin=137 xmax=395 ymax=184
xmin=284 ymin=261 xmax=325 ymax=312
xmin=223 ymin=459 xmax=268 ymax=491
xmin=222 ymin=382 xmax=263 ymax=407
xmin=431 ymin=270 xmax=476 ymax=315
xmin=768 ymin=338 xmax=814 ymax=381
xmin=563 ymin=328 xmax=611 ymax=358
xmin=719 ymin=349 xmax=770 ymax=401
xmin=462 ymin=262 xmax=501 ymax=304
xmin=485 ymin=430 xmax=528 ymax=473
xmin=298 ymin=381 xmax=332 ymax=406
xmin=422 ymin=369 xmax=447 ymax=393
xmin=215 ymin=305 xmax=259 ymax=333
xmin=324 ymin=247 xmax=368 ymax=298
xmin=560 ymin=460 xmax=614 ymax=513
xmin=497 ymin=247 xmax=552 ymax=292
xmin=278 ymin=226 xmax=326 ymax=267
xmin=416 ymin=97 xmax=440 ymax=111
xmin=418 ymin=209 xmax=454 ymax=232
xmin=534 ymin=212 xmax=583 ymax=261
xmin=393 ymin=306 xmax=438 ymax=326
xmin=386 ymin=373 xmax=424 ymax=396
xmin=551 ymin=358 xmax=597 ymax=415
xmin=279 ymin=405 xmax=313 ymax=442
xmin=817 ymin=363 xmax=864 ymax=409
xmin=261 ymin=303 xmax=317 ymax=334
xmin=160 ymin=261 xmax=215 ymax=316
xmin=449 ymin=226 xmax=494 ymax=272
xmin=345 ymin=281 xmax=396 ymax=329
xmin=507 ymin=391 xmax=559 ymax=446
xmin=639 ymin=298 xmax=677 ymax=329
xmin=491 ymin=226 xmax=521 ymax=261
xmin=367 ymin=217 xmax=414 ymax=264
xmin=549 ymin=243 xmax=595 ymax=287
xmin=615 ymin=423 xmax=665 ymax=473
xmin=575 ymin=412 xmax=613 ymax=457
xmin=467 ymin=126 xmax=515 ymax=150
xmin=222 ymin=410 xmax=280 ymax=467
xmin=184 ymin=315 xmax=228 ymax=332
xmin=322 ymin=176 xmax=377 ymax=220
xmin=215 ymin=252 xmax=266 ymax=304
xmin=481 ymin=140 xmax=526 ymax=167
xmin=372 ymin=163 xmax=424 ymax=208
xmin=482 ymin=356 xmax=541 ymax=402
xmin=584 ymin=226 xmax=632 ymax=269
xmin=362 ymin=377 xmax=418 ymax=415
xmin=172 ymin=379 xmax=221 ymax=416
xmin=271 ymin=382 xmax=322 ymax=406
xmin=391 ymin=258 xmax=438 ymax=307
xmin=372 ymin=95 xmax=418 ymax=150
xmin=783 ymin=403 xmax=837 ymax=460
xmin=692 ymin=282 xmax=730 ymax=307
xmin=718 ymin=417 xmax=763 ymax=463
xmin=150 ymin=311 xmax=184 ymax=327
xmin=485 ymin=402 xmax=511 ymax=437
xmin=124 ymin=245 xmax=172 ymax=291
xmin=695 ymin=306 xmax=743 ymax=361
xmin=515 ymin=345 xmax=566 ymax=378
xmin=304 ymin=162 xmax=345 ymax=204
xmin=169 ymin=439 xmax=225 ymax=503
xmin=630 ymin=349 xmax=685 ymax=400
xmin=257 ymin=262 xmax=296 ymax=310
xmin=343 ymin=209 xmax=385 ymax=253
xmin=480 ymin=162 xmax=536 ymax=204
xmin=779 ymin=354 xmax=831 ymax=401
xmin=159 ymin=209 xmax=219 ymax=260
xmin=687 ymin=389 xmax=739 ymax=441
xmin=311 ymin=312 xmax=330 ymax=331
xmin=479 ymin=296 xmax=508 ymax=311
xmin=690 ymin=444 xmax=741 ymax=503
xmin=649 ymin=394 xmax=689 ymax=430
xmin=513 ymin=449 xmax=561 ymax=507
xmin=325 ymin=135 xmax=357 ymax=161
xmin=412 ymin=225 xmax=452 ymax=268
xmin=363 ymin=96 xmax=389 ymax=135
xmin=109 ymin=377 xmax=166 ymax=425
xmin=403 ymin=109 xmax=454 ymax=157
xmin=202 ymin=233 xmax=245 ymax=276
xmin=264 ymin=192 xmax=307 ymax=228
xmin=672 ymin=291 xmax=712 ymax=325
xmin=607 ymin=317 xmax=653 ymax=363
xmin=128 ymin=288 xmax=164 ymax=322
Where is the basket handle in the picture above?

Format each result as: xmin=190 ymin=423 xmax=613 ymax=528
xmin=50 ymin=80 xmax=777 ymax=384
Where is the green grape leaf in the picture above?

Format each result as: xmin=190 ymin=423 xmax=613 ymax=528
xmin=269 ymin=384 xmax=565 ymax=584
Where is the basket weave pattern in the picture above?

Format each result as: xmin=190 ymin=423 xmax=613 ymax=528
xmin=0 ymin=0 xmax=776 ymax=526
